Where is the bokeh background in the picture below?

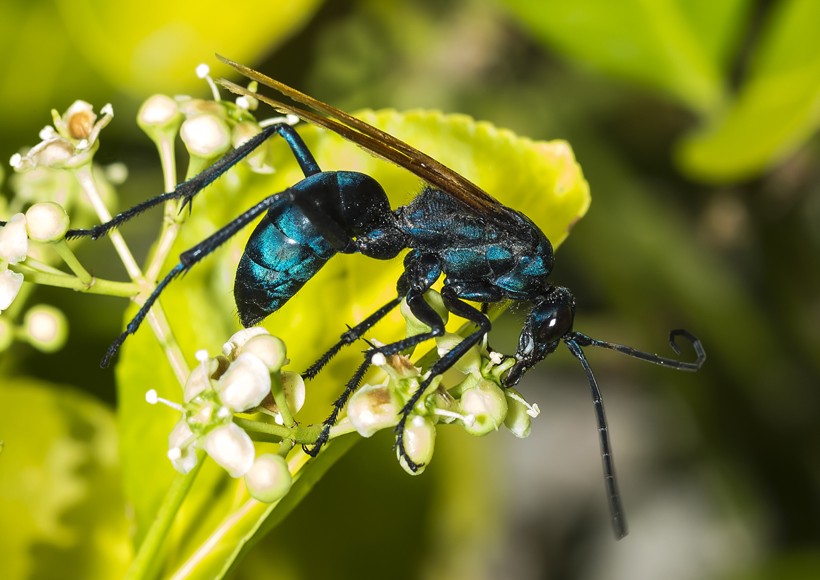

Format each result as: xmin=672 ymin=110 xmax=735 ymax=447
xmin=1 ymin=1 xmax=819 ymax=579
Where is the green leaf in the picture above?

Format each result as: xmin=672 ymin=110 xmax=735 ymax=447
xmin=502 ymin=0 xmax=751 ymax=112
xmin=54 ymin=0 xmax=323 ymax=95
xmin=676 ymin=0 xmax=820 ymax=182
xmin=0 ymin=378 xmax=130 ymax=579
xmin=115 ymin=108 xmax=589 ymax=576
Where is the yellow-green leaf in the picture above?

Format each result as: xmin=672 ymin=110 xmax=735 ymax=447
xmin=676 ymin=0 xmax=820 ymax=182
xmin=0 ymin=379 xmax=130 ymax=580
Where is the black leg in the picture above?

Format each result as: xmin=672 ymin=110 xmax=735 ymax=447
xmin=393 ymin=288 xmax=491 ymax=471
xmin=67 ymin=122 xmax=320 ymax=240
xmin=563 ymin=336 xmax=628 ymax=540
xmin=302 ymin=296 xmax=403 ymax=379
xmin=101 ymin=188 xmax=298 ymax=366
xmin=305 ymin=267 xmax=446 ymax=456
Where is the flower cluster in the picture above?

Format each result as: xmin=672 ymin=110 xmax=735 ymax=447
xmin=150 ymin=327 xmax=302 ymax=503
xmin=342 ymin=290 xmax=540 ymax=475
xmin=0 ymin=203 xmax=70 ymax=351
xmin=137 ymin=64 xmax=298 ymax=175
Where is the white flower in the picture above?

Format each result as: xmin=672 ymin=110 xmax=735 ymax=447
xmin=216 ymin=352 xmax=272 ymax=411
xmin=245 ymin=454 xmax=292 ymax=503
xmin=459 ymin=378 xmax=508 ymax=436
xmin=347 ymin=381 xmax=402 ymax=437
xmin=202 ymin=423 xmax=255 ymax=478
xmin=0 ymin=268 xmax=23 ymax=312
xmin=0 ymin=214 xmax=28 ymax=263
xmin=168 ymin=419 xmax=198 ymax=474
xmin=180 ymin=114 xmax=231 ymax=159
xmin=397 ymin=415 xmax=436 ymax=476
xmin=25 ymin=202 xmax=69 ymax=243
xmin=10 ymin=101 xmax=113 ymax=172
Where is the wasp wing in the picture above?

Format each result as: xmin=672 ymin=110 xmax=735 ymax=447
xmin=217 ymin=55 xmax=506 ymax=218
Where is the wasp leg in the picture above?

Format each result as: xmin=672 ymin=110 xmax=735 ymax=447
xmin=304 ymin=256 xmax=444 ymax=456
xmin=67 ymin=122 xmax=319 ymax=240
xmin=393 ymin=287 xmax=491 ymax=472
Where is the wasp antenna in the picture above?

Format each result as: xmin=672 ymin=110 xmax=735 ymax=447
xmin=563 ymin=337 xmax=628 ymax=540
xmin=569 ymin=328 xmax=705 ymax=371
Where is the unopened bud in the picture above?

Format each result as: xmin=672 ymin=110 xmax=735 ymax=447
xmin=216 ymin=352 xmax=271 ymax=411
xmin=459 ymin=378 xmax=508 ymax=436
xmin=25 ymin=202 xmax=69 ymax=242
xmin=203 ymin=423 xmax=255 ymax=478
xmin=245 ymin=453 xmax=292 ymax=503
xmin=398 ymin=415 xmax=436 ymax=475
xmin=347 ymin=382 xmax=403 ymax=437
xmin=180 ymin=114 xmax=231 ymax=159
xmin=23 ymin=305 xmax=68 ymax=352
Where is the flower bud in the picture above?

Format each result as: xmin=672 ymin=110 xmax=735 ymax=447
xmin=398 ymin=415 xmax=436 ymax=475
xmin=23 ymin=304 xmax=68 ymax=352
xmin=245 ymin=453 xmax=292 ymax=503
xmin=0 ymin=269 xmax=24 ymax=312
xmin=25 ymin=202 xmax=69 ymax=242
xmin=203 ymin=423 xmax=255 ymax=477
xmin=138 ymin=95 xmax=182 ymax=131
xmin=216 ymin=352 xmax=271 ymax=411
xmin=279 ymin=371 xmax=306 ymax=415
xmin=238 ymin=334 xmax=287 ymax=371
xmin=348 ymin=382 xmax=403 ymax=437
xmin=459 ymin=378 xmax=508 ymax=436
xmin=180 ymin=114 xmax=231 ymax=159
xmin=223 ymin=327 xmax=270 ymax=358
xmin=0 ymin=213 xmax=28 ymax=263
xmin=503 ymin=388 xmax=533 ymax=438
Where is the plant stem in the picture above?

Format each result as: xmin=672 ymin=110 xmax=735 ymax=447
xmin=12 ymin=263 xmax=139 ymax=297
xmin=124 ymin=456 xmax=204 ymax=580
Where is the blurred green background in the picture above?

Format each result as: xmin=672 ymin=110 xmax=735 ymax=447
xmin=1 ymin=0 xmax=819 ymax=579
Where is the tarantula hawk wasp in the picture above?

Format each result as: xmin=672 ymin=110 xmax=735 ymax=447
xmin=62 ymin=56 xmax=705 ymax=539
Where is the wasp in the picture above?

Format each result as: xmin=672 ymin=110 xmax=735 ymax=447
xmin=65 ymin=56 xmax=705 ymax=539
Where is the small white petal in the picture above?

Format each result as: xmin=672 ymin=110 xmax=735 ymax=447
xmin=180 ymin=114 xmax=231 ymax=158
xmin=238 ymin=334 xmax=287 ymax=371
xmin=217 ymin=353 xmax=271 ymax=411
xmin=222 ymin=327 xmax=269 ymax=358
xmin=0 ymin=269 xmax=24 ymax=312
xmin=280 ymin=371 xmax=305 ymax=415
xmin=203 ymin=423 xmax=255 ymax=477
xmin=183 ymin=356 xmax=216 ymax=402
xmin=138 ymin=94 xmax=180 ymax=128
xmin=459 ymin=379 xmax=508 ymax=436
xmin=398 ymin=416 xmax=436 ymax=475
xmin=168 ymin=419 xmax=198 ymax=474
xmin=347 ymin=382 xmax=401 ymax=437
xmin=0 ymin=214 xmax=28 ymax=263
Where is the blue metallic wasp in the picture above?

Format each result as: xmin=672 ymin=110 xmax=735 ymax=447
xmin=66 ymin=56 xmax=705 ymax=539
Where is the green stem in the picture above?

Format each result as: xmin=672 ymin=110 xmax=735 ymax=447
xmin=269 ymin=372 xmax=296 ymax=427
xmin=73 ymin=164 xmax=143 ymax=281
xmin=12 ymin=264 xmax=138 ymax=297
xmin=52 ymin=239 xmax=93 ymax=285
xmin=124 ymin=455 xmax=204 ymax=580
xmin=234 ymin=417 xmax=322 ymax=445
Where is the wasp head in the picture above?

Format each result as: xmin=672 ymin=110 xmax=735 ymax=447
xmin=505 ymin=286 xmax=575 ymax=386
